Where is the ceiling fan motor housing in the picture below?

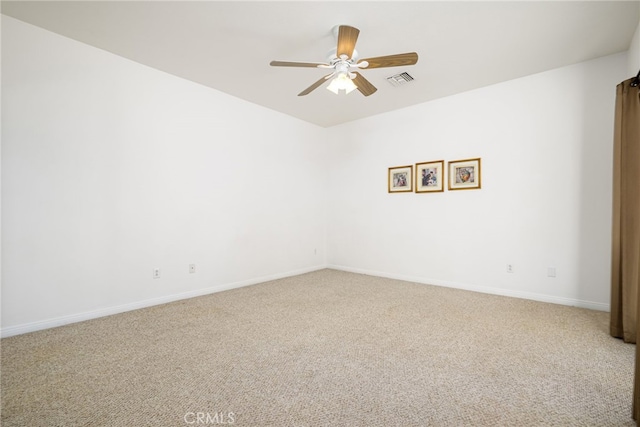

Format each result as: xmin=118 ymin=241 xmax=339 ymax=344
xmin=326 ymin=47 xmax=359 ymax=63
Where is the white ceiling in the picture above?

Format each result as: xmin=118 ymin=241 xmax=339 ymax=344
xmin=2 ymin=1 xmax=639 ymax=128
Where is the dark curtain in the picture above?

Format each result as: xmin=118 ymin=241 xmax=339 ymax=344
xmin=610 ymin=77 xmax=640 ymax=344
xmin=609 ymin=75 xmax=640 ymax=419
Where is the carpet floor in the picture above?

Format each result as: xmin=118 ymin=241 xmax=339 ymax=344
xmin=1 ymin=269 xmax=636 ymax=426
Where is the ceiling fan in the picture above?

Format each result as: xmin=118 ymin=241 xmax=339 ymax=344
xmin=270 ymin=25 xmax=418 ymax=97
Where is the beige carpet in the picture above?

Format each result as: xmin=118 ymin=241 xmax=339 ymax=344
xmin=1 ymin=269 xmax=635 ymax=426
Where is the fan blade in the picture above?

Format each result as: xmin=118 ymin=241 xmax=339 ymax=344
xmin=358 ymin=52 xmax=418 ymax=69
xmin=337 ymin=25 xmax=360 ymax=59
xmin=352 ymin=72 xmax=377 ymax=97
xmin=270 ymin=61 xmax=328 ymax=68
xmin=298 ymin=73 xmax=334 ymax=96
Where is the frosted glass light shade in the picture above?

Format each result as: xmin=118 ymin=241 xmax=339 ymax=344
xmin=327 ymin=73 xmax=357 ymax=94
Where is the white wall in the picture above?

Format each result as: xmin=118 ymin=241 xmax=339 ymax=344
xmin=2 ymin=14 xmax=634 ymax=337
xmin=326 ymin=52 xmax=628 ymax=310
xmin=1 ymin=16 xmax=327 ymax=336
xmin=628 ymin=20 xmax=640 ymax=76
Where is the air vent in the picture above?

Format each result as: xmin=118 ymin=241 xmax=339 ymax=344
xmin=386 ymin=72 xmax=415 ymax=87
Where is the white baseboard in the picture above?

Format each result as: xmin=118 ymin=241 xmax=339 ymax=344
xmin=327 ymin=264 xmax=610 ymax=312
xmin=2 ymin=264 xmax=608 ymax=338
xmin=1 ymin=265 xmax=327 ymax=338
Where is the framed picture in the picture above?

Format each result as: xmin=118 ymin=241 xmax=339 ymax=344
xmin=415 ymin=160 xmax=444 ymax=193
xmin=448 ymin=158 xmax=481 ymax=190
xmin=388 ymin=165 xmax=413 ymax=193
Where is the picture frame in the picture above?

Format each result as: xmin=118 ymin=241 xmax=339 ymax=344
xmin=448 ymin=158 xmax=481 ymax=190
xmin=415 ymin=160 xmax=445 ymax=193
xmin=388 ymin=165 xmax=413 ymax=193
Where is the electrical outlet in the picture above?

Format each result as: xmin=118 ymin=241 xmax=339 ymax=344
xmin=153 ymin=268 xmax=160 ymax=279
xmin=547 ymin=267 xmax=556 ymax=277
xmin=189 ymin=264 xmax=196 ymax=274
xmin=507 ymin=264 xmax=514 ymax=273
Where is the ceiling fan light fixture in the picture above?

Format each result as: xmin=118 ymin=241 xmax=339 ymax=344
xmin=327 ymin=72 xmax=358 ymax=95
xmin=270 ymin=25 xmax=417 ymax=97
